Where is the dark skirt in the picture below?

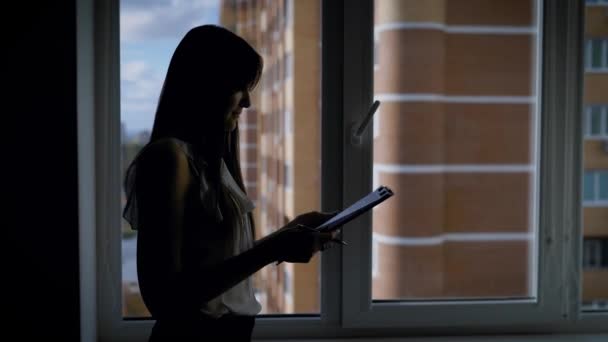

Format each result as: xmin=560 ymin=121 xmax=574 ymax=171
xmin=149 ymin=313 xmax=256 ymax=342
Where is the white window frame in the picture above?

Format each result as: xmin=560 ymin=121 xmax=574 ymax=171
xmin=77 ymin=0 xmax=608 ymax=340
xmin=584 ymin=105 xmax=608 ymax=139
xmin=585 ymin=39 xmax=608 ymax=72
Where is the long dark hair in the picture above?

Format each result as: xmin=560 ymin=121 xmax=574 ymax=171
xmin=126 ymin=25 xmax=263 ymax=230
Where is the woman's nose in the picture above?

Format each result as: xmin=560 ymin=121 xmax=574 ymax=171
xmin=239 ymin=90 xmax=251 ymax=108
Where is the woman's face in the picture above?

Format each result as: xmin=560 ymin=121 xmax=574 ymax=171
xmin=224 ymin=89 xmax=251 ymax=131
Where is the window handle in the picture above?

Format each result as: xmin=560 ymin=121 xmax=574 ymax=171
xmin=351 ymin=100 xmax=381 ymax=146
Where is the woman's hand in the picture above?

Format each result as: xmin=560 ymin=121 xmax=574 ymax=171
xmin=269 ymin=211 xmax=340 ymax=263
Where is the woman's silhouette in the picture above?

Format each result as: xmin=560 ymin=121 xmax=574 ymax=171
xmin=122 ymin=25 xmax=338 ymax=341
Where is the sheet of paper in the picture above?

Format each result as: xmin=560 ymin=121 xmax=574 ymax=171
xmin=316 ymin=186 xmax=393 ymax=231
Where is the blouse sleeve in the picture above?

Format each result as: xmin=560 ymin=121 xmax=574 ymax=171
xmin=122 ymin=138 xmax=224 ymax=231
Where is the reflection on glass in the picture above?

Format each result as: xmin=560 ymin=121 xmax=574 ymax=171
xmin=371 ymin=0 xmax=540 ymax=300
xmin=120 ymin=0 xmax=321 ymax=317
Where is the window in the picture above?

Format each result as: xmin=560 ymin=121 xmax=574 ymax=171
xmin=372 ymin=0 xmax=540 ymax=302
xmin=583 ymin=171 xmax=608 ymax=205
xmin=585 ymin=105 xmax=608 ymax=138
xmin=585 ymin=39 xmax=608 ymax=71
xmin=583 ymin=239 xmax=608 ymax=269
xmin=587 ymin=0 xmax=608 ymax=5
xmin=82 ymin=0 xmax=608 ymax=340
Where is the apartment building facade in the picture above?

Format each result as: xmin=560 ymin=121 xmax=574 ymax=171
xmin=581 ymin=0 xmax=608 ymax=310
xmin=221 ymin=0 xmax=322 ymax=313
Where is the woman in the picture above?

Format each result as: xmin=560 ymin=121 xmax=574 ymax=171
xmin=122 ymin=25 xmax=339 ymax=341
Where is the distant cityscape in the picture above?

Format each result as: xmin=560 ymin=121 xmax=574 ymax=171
xmin=121 ymin=123 xmax=151 ymax=145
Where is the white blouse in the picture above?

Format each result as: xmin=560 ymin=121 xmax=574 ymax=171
xmin=200 ymin=158 xmax=262 ymax=317
xmin=122 ymin=138 xmax=262 ymax=318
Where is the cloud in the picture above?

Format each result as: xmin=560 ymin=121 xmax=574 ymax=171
xmin=120 ymin=0 xmax=220 ymax=42
xmin=121 ymin=61 xmax=163 ymax=100
xmin=121 ymin=61 xmax=163 ymax=132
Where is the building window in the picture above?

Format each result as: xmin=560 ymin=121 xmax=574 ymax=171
xmin=583 ymin=171 xmax=608 ymax=205
xmin=585 ymin=39 xmax=608 ymax=71
xmin=583 ymin=238 xmax=608 ymax=269
xmin=585 ymin=105 xmax=608 ymax=138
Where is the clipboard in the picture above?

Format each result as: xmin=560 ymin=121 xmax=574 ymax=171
xmin=315 ymin=186 xmax=394 ymax=232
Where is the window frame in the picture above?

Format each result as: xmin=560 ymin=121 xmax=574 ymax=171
xmin=583 ymin=238 xmax=608 ymax=269
xmin=340 ymin=0 xmax=585 ymax=330
xmin=583 ymin=171 xmax=608 ymax=205
xmin=585 ymin=39 xmax=608 ymax=72
xmin=584 ymin=105 xmax=608 ymax=139
xmin=78 ymin=0 xmax=608 ymax=340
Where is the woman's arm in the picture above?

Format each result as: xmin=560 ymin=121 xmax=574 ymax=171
xmin=135 ymin=140 xmax=333 ymax=315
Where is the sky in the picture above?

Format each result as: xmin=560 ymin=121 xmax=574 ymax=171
xmin=120 ymin=0 xmax=220 ymax=135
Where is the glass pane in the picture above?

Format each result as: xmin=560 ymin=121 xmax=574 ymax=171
xmin=592 ymin=40 xmax=603 ymax=68
xmin=604 ymin=109 xmax=608 ymax=135
xmin=584 ymin=172 xmax=595 ymax=202
xmin=605 ymin=41 xmax=608 ymax=67
xmin=582 ymin=2 xmax=608 ymax=312
xmin=120 ymin=0 xmax=322 ymax=317
xmin=590 ymin=106 xmax=602 ymax=135
xmin=599 ymin=171 xmax=608 ymax=200
xmin=372 ymin=0 xmax=540 ymax=300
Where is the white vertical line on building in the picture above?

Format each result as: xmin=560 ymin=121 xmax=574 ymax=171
xmin=374 ymin=22 xmax=537 ymax=35
xmin=240 ymin=162 xmax=257 ymax=169
xmin=375 ymin=93 xmax=535 ymax=104
xmin=373 ymin=232 xmax=534 ymax=246
xmin=373 ymin=108 xmax=380 ymax=139
xmin=374 ymin=164 xmax=535 ymax=173
xmin=372 ymin=237 xmax=379 ymax=278
xmin=239 ymin=123 xmax=258 ymax=130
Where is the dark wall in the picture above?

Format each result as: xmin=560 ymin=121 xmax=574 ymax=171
xmin=6 ymin=1 xmax=80 ymax=339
